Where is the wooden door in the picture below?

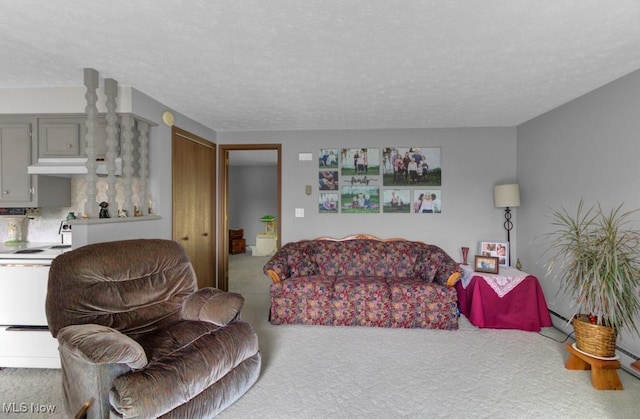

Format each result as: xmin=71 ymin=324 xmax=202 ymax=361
xmin=172 ymin=127 xmax=216 ymax=288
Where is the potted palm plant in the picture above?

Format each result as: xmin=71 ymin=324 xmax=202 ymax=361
xmin=545 ymin=200 xmax=640 ymax=358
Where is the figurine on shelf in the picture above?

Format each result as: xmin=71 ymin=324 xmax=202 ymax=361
xmin=99 ymin=201 xmax=111 ymax=218
xmin=118 ymin=209 xmax=128 ymax=218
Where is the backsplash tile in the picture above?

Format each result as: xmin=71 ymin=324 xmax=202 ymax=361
xmin=0 ymin=177 xmax=150 ymax=243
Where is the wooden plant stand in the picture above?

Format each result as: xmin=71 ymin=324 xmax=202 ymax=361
xmin=565 ymin=343 xmax=623 ymax=390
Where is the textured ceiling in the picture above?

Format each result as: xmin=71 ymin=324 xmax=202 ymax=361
xmin=2 ymin=1 xmax=640 ymax=132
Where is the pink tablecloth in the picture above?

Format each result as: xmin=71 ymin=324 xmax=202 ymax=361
xmin=455 ymin=274 xmax=553 ymax=332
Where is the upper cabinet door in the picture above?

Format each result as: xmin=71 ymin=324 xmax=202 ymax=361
xmin=38 ymin=117 xmax=83 ymax=157
xmin=0 ymin=122 xmax=32 ymax=202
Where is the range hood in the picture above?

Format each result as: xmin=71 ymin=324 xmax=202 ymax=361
xmin=27 ymin=157 xmax=122 ymax=176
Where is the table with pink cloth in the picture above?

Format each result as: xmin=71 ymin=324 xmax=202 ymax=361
xmin=454 ymin=265 xmax=553 ymax=332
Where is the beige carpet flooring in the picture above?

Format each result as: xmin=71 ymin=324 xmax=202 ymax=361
xmin=1 ymin=251 xmax=639 ymax=418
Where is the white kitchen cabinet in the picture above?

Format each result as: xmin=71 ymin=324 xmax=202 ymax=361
xmin=0 ymin=116 xmax=71 ymax=207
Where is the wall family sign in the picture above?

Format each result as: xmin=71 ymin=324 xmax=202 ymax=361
xmin=318 ymin=147 xmax=442 ymax=214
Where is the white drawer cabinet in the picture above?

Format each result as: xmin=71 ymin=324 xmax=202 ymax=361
xmin=0 ymin=263 xmax=60 ymax=368
xmin=0 ymin=326 xmax=60 ymax=368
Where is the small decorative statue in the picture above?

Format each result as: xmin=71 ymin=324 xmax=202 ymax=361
xmin=118 ymin=209 xmax=128 ymax=218
xmin=99 ymin=201 xmax=111 ymax=218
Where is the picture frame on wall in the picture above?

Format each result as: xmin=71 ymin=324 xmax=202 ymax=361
xmin=340 ymin=185 xmax=380 ymax=213
xmin=382 ymin=147 xmax=441 ymax=186
xmin=340 ymin=148 xmax=380 ymax=176
xmin=319 ymin=192 xmax=339 ymax=213
xmin=412 ymin=190 xmax=442 ymax=213
xmin=382 ymin=189 xmax=411 ymax=213
xmin=319 ymin=170 xmax=339 ymax=190
xmin=474 ymin=255 xmax=499 ymax=274
xmin=480 ymin=241 xmax=509 ymax=266
xmin=319 ymin=149 xmax=339 ymax=168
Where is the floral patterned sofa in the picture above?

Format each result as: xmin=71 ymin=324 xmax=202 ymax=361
xmin=263 ymin=235 xmax=462 ymax=329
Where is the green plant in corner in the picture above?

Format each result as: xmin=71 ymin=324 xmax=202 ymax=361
xmin=545 ymin=199 xmax=640 ymax=357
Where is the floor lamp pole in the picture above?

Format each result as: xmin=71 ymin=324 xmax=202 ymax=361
xmin=503 ymin=207 xmax=513 ymax=266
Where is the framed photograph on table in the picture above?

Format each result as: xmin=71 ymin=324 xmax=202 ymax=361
xmin=480 ymin=241 xmax=509 ymax=266
xmin=474 ymin=256 xmax=499 ymax=274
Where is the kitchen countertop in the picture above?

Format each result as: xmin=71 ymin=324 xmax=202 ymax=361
xmin=0 ymin=242 xmax=62 ymax=253
xmin=0 ymin=242 xmax=73 ymax=259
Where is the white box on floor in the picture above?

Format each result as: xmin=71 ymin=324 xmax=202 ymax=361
xmin=250 ymin=234 xmax=277 ymax=256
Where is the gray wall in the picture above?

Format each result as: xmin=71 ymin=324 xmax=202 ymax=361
xmin=518 ymin=68 xmax=640 ymax=365
xmin=229 ymin=165 xmax=278 ymax=246
xmin=218 ymin=127 xmax=518 ymax=260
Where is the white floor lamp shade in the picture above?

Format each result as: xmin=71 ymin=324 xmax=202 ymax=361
xmin=494 ymin=184 xmax=520 ymax=266
xmin=494 ymin=184 xmax=520 ymax=208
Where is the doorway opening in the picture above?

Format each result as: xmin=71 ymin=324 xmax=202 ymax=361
xmin=218 ymin=144 xmax=281 ymax=291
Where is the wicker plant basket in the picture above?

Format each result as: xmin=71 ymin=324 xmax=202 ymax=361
xmin=573 ymin=315 xmax=618 ymax=358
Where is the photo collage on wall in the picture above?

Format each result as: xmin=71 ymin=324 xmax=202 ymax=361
xmin=318 ymin=147 xmax=442 ymax=214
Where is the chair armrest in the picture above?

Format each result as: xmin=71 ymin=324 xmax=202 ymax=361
xmin=57 ymin=324 xmax=148 ymax=369
xmin=182 ymin=288 xmax=244 ymax=326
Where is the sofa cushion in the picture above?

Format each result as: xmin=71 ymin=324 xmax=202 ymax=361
xmin=111 ymin=320 xmax=259 ymax=418
xmin=270 ymin=297 xmax=334 ymax=326
xmin=287 ymin=241 xmax=319 ymax=277
xmin=314 ymin=239 xmax=428 ymax=278
xmin=388 ymin=277 xmax=458 ymax=329
xmin=333 ymin=276 xmax=391 ymax=327
xmin=269 ymin=275 xmax=335 ymax=326
xmin=275 ymin=275 xmax=335 ymax=300
xmin=315 ymin=240 xmax=366 ymax=276
xmin=182 ymin=288 xmax=244 ymax=326
xmin=388 ymin=277 xmax=457 ymax=304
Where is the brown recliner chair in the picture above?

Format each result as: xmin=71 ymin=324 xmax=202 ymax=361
xmin=46 ymin=239 xmax=261 ymax=418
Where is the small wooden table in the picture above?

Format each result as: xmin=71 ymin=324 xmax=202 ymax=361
xmin=565 ymin=343 xmax=623 ymax=390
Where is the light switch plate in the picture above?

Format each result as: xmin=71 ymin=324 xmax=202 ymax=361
xmin=295 ymin=208 xmax=304 ymax=217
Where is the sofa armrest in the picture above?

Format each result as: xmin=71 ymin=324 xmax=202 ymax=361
xmin=437 ymin=257 xmax=464 ymax=287
xmin=263 ymin=246 xmax=292 ymax=283
xmin=182 ymin=287 xmax=244 ymax=326
xmin=265 ymin=269 xmax=282 ymax=284
xmin=446 ymin=271 xmax=462 ymax=287
xmin=57 ymin=324 xmax=148 ymax=369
